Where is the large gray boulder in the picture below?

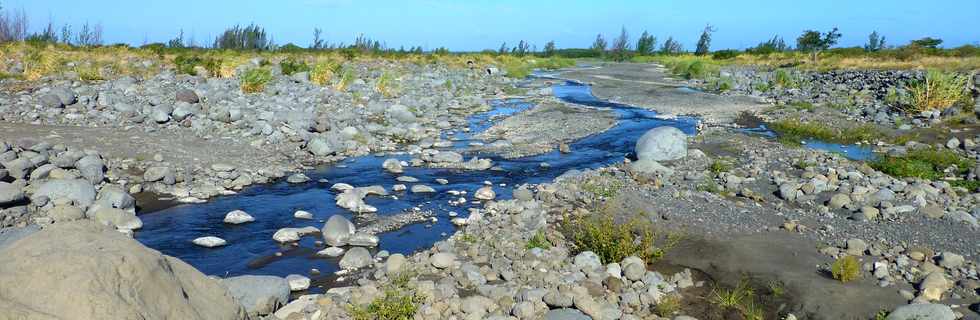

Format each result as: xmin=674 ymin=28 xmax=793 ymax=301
xmin=221 ymin=275 xmax=290 ymax=317
xmin=322 ymin=214 xmax=355 ymax=246
xmin=2 ymin=157 xmax=34 ymax=180
xmin=89 ymin=185 xmax=137 ymax=214
xmin=339 ymin=247 xmax=373 ymax=270
xmin=306 ymin=138 xmax=335 ymax=156
xmin=886 ymin=303 xmax=954 ymax=320
xmin=635 ymin=126 xmax=687 ymax=161
xmin=176 ymin=88 xmax=200 ymax=104
xmin=50 ymin=87 xmax=77 ymax=106
xmin=38 ymin=93 xmax=64 ymax=108
xmin=75 ymin=155 xmax=105 ymax=184
xmin=32 ymin=179 xmax=97 ymax=209
xmin=0 ymin=221 xmax=246 ymax=320
xmin=0 ymin=182 xmax=25 ymax=206
xmin=144 ymin=166 xmax=176 ymax=185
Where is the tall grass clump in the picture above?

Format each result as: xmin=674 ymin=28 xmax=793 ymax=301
xmin=375 ymin=71 xmax=396 ymax=97
xmin=771 ymin=69 xmax=798 ymax=88
xmin=310 ymin=60 xmax=340 ymax=86
xmin=904 ymin=69 xmax=970 ymax=113
xmin=566 ymin=213 xmax=674 ymax=264
xmin=240 ymin=68 xmax=273 ymax=93
xmin=335 ymin=67 xmax=355 ymax=91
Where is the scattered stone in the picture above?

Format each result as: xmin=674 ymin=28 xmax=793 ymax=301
xmin=221 ymin=275 xmax=290 ymax=317
xmin=339 ymin=247 xmax=373 ymax=270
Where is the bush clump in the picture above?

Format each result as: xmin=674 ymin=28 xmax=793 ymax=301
xmin=310 ymin=60 xmax=340 ymax=86
xmin=567 ymin=214 xmax=674 ymax=264
xmin=904 ymin=69 xmax=971 ymax=113
xmin=174 ymin=55 xmax=222 ymax=77
xmin=525 ymin=230 xmax=551 ymax=250
xmin=279 ymin=57 xmax=310 ymax=76
xmin=831 ymin=255 xmax=861 ymax=283
xmin=349 ymin=275 xmax=425 ymax=320
xmin=239 ymin=68 xmax=273 ymax=93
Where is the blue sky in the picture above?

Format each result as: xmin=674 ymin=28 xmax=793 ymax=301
xmin=4 ymin=0 xmax=979 ymax=51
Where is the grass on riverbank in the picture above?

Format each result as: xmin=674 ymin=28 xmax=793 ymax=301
xmin=0 ymin=41 xmax=573 ymax=84
xmin=632 ymin=48 xmax=980 ymax=72
xmin=348 ymin=272 xmax=425 ymax=320
xmin=769 ymin=119 xmax=881 ymax=145
xmin=871 ymin=147 xmax=973 ymax=181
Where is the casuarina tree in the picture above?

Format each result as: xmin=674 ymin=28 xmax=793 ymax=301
xmin=796 ymin=27 xmax=841 ymax=62
xmin=694 ymin=24 xmax=716 ymax=56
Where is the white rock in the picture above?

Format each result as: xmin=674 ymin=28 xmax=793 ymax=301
xmin=192 ymin=236 xmax=227 ymax=248
xmin=294 ymin=210 xmax=314 ymax=219
xmin=223 ymin=210 xmax=255 ymax=224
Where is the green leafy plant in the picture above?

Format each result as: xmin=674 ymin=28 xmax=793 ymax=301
xmin=831 ymin=255 xmax=861 ymax=283
xmin=240 ymin=67 xmax=273 ymax=93
xmin=375 ymin=71 xmax=396 ymax=97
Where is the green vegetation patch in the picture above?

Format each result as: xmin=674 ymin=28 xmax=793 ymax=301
xmin=239 ymin=67 xmax=273 ymax=93
xmin=831 ymin=255 xmax=861 ymax=283
xmin=769 ymin=119 xmax=881 ymax=145
xmin=349 ymin=273 xmax=425 ymax=320
xmin=566 ymin=213 xmax=676 ymax=264
xmin=871 ymin=147 xmax=971 ymax=180
xmin=279 ymin=57 xmax=310 ymax=76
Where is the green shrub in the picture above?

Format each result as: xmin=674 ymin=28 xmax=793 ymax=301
xmin=709 ymin=159 xmax=733 ymax=173
xmin=240 ymin=68 xmax=273 ymax=93
xmin=904 ymin=69 xmax=970 ymax=113
xmin=525 ymin=230 xmax=551 ymax=250
xmin=375 ymin=71 xmax=396 ymax=97
xmin=349 ymin=285 xmax=425 ymax=320
xmin=712 ymin=49 xmax=740 ymax=60
xmin=567 ymin=214 xmax=673 ymax=264
xmin=279 ymin=57 xmax=310 ymax=76
xmin=771 ymin=69 xmax=798 ymax=88
xmin=831 ymin=255 xmax=861 ymax=283
xmin=174 ymin=55 xmax=222 ymax=77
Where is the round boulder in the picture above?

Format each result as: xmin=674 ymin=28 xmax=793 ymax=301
xmin=322 ymin=215 xmax=355 ymax=246
xmin=635 ymin=126 xmax=688 ymax=161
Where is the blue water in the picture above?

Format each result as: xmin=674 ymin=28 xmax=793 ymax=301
xmin=136 ymin=80 xmax=698 ymax=290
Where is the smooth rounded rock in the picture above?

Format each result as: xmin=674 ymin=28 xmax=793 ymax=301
xmin=192 ymin=236 xmax=227 ymax=248
xmin=223 ymin=210 xmax=255 ymax=224
xmin=635 ymin=126 xmax=688 ymax=161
